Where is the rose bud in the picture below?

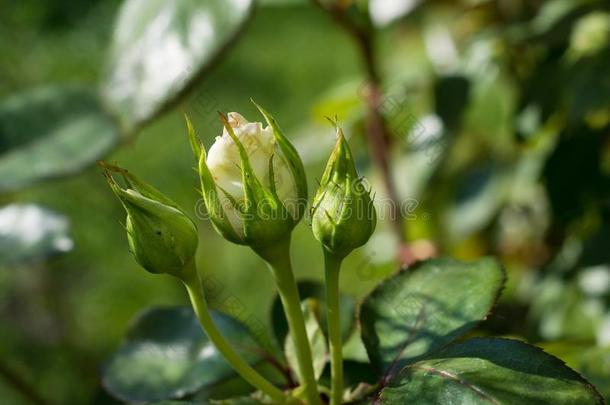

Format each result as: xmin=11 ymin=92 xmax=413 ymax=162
xmin=311 ymin=126 xmax=376 ymax=258
xmin=102 ymin=163 xmax=198 ymax=279
xmin=187 ymin=101 xmax=307 ymax=249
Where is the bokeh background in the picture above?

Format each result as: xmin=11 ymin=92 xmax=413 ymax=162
xmin=2 ymin=0 xmax=610 ymax=403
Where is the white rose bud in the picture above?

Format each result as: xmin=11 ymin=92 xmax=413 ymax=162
xmin=187 ymin=101 xmax=307 ymax=248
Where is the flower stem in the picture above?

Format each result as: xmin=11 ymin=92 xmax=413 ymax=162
xmin=324 ymin=250 xmax=344 ymax=405
xmin=182 ymin=262 xmax=288 ymax=403
xmin=255 ymin=239 xmax=323 ymax=405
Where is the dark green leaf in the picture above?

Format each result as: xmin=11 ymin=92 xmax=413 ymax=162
xmin=102 ymin=306 xmax=268 ymax=402
xmin=379 ymin=338 xmax=604 ymax=405
xmin=360 ymin=258 xmax=505 ymax=377
xmin=0 ymin=204 xmax=73 ymax=266
xmin=101 ymin=0 xmax=254 ymax=133
xmin=271 ymin=280 xmax=356 ymax=347
xmin=0 ymin=86 xmax=119 ymax=193
xmin=542 ymin=341 xmax=610 ymax=401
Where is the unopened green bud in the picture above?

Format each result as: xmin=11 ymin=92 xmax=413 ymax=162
xmin=186 ymin=101 xmax=307 ymax=249
xmin=102 ymin=163 xmax=198 ymax=279
xmin=311 ymin=126 xmax=376 ymax=258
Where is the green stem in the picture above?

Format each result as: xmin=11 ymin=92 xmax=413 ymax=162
xmin=324 ymin=250 xmax=344 ymax=405
xmin=182 ymin=262 xmax=288 ymax=403
xmin=255 ymin=239 xmax=323 ymax=405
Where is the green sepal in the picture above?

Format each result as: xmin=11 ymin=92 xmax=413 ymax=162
xmin=219 ymin=113 xmax=295 ymax=248
xmin=315 ymin=125 xmax=358 ymax=203
xmin=185 ymin=116 xmax=243 ymax=244
xmin=101 ymin=162 xmax=178 ymax=209
xmin=103 ymin=165 xmax=198 ymax=278
xmin=267 ymin=154 xmax=278 ymax=197
xmin=252 ymin=99 xmax=308 ymax=221
xmin=185 ymin=114 xmax=202 ymax=159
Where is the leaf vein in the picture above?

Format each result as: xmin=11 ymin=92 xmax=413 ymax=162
xmin=409 ymin=364 xmax=501 ymax=405
xmin=380 ymin=304 xmax=427 ymax=386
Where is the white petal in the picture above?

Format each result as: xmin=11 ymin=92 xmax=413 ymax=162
xmin=206 ymin=112 xmax=300 ymax=235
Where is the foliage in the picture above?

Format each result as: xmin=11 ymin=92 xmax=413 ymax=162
xmin=102 ymin=307 xmax=271 ymax=402
xmin=1 ymin=0 xmax=610 ymax=403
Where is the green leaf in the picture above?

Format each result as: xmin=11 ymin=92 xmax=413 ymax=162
xmin=541 ymin=341 xmax=610 ymax=401
xmin=101 ymin=0 xmax=254 ymax=133
xmin=271 ymin=280 xmax=356 ymax=347
xmin=284 ymin=299 xmax=327 ymax=381
xmin=102 ymin=306 xmax=268 ymax=402
xmin=0 ymin=204 xmax=73 ymax=266
xmin=379 ymin=338 xmax=604 ymax=405
xmin=360 ymin=258 xmax=505 ymax=377
xmin=0 ymin=86 xmax=119 ymax=193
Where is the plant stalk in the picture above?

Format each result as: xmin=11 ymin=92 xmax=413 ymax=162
xmin=182 ymin=262 xmax=288 ymax=403
xmin=255 ymin=239 xmax=323 ymax=405
xmin=323 ymin=249 xmax=345 ymax=405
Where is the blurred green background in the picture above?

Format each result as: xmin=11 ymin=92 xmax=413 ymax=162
xmin=2 ymin=0 xmax=610 ymax=403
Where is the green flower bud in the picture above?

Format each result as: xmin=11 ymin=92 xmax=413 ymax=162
xmin=102 ymin=163 xmax=198 ymax=279
xmin=186 ymin=101 xmax=307 ymax=249
xmin=311 ymin=126 xmax=376 ymax=258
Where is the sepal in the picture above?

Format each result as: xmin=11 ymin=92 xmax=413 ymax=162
xmin=252 ymin=99 xmax=308 ymax=221
xmin=186 ymin=116 xmax=243 ymax=244
xmin=102 ymin=163 xmax=198 ymax=279
xmin=219 ymin=113 xmax=295 ymax=248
